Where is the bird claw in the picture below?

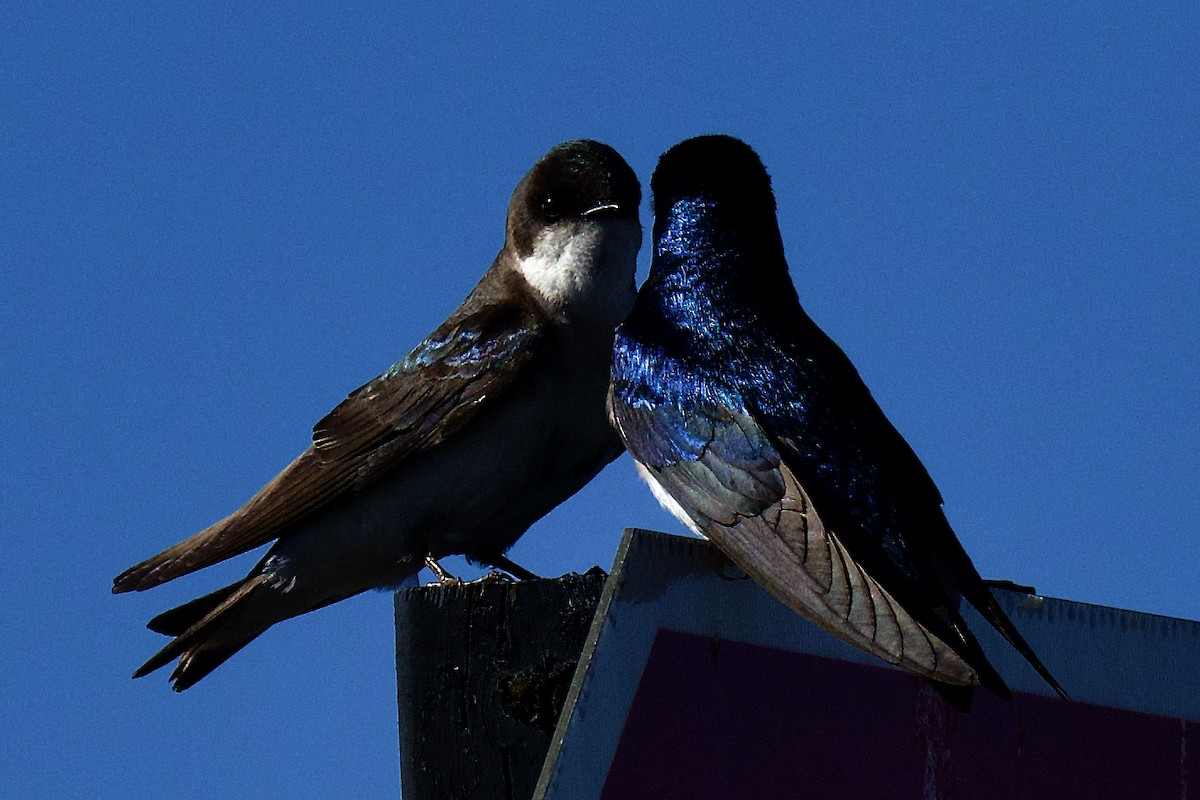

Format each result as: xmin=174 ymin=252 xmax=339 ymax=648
xmin=474 ymin=570 xmax=516 ymax=584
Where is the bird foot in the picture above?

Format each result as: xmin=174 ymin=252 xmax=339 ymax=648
xmin=473 ymin=570 xmax=516 ymax=584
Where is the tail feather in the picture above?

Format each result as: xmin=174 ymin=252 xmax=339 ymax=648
xmin=133 ymin=574 xmax=273 ymax=691
xmin=925 ymin=523 xmax=1067 ymax=700
xmin=134 ymin=574 xmax=364 ymax=690
xmin=147 ymin=580 xmax=243 ymax=636
xmin=972 ymin=588 xmax=1070 ymax=700
xmin=167 ymin=642 xmax=249 ymax=692
xmin=924 ymin=598 xmax=1012 ymax=701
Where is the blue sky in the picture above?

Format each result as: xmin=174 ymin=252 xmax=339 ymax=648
xmin=4 ymin=3 xmax=1197 ymax=797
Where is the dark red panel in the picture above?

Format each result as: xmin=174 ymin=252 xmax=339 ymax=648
xmin=601 ymin=629 xmax=1197 ymax=800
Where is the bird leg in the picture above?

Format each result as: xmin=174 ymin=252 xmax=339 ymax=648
xmin=424 ymin=556 xmax=462 ymax=587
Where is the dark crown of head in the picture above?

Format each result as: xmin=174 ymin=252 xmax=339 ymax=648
xmin=528 ymin=139 xmax=641 ymax=215
xmin=651 ymin=135 xmax=775 ymax=215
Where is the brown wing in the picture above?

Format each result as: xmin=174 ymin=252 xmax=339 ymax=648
xmin=113 ymin=275 xmax=547 ymax=593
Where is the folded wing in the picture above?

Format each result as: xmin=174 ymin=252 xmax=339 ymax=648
xmin=114 ymin=285 xmax=546 ymax=593
xmin=610 ymin=391 xmax=981 ymax=687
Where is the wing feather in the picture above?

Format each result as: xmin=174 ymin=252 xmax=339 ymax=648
xmin=611 ymin=394 xmax=977 ymax=685
xmin=114 ymin=277 xmax=546 ymax=593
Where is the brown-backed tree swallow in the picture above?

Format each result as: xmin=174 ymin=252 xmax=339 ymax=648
xmin=114 ymin=140 xmax=642 ymax=690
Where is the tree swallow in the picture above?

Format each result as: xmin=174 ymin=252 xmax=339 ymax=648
xmin=114 ymin=140 xmax=642 ymax=690
xmin=608 ymin=135 xmax=1066 ymax=700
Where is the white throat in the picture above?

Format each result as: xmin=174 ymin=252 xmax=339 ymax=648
xmin=516 ymin=218 xmax=640 ymax=323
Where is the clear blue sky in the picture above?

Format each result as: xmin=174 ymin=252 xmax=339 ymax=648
xmin=4 ymin=3 xmax=1197 ymax=797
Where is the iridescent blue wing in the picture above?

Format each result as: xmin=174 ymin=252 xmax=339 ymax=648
xmin=608 ymin=378 xmax=980 ymax=686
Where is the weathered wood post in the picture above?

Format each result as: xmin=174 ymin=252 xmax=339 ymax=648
xmin=395 ymin=568 xmax=607 ymax=800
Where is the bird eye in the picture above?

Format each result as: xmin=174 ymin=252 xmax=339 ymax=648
xmin=540 ymin=194 xmax=563 ymax=220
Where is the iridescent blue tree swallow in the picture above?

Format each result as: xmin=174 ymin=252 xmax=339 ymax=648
xmin=114 ymin=140 xmax=642 ymax=690
xmin=609 ymin=135 xmax=1066 ymax=700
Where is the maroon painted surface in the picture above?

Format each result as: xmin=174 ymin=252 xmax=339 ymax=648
xmin=601 ymin=629 xmax=1198 ymax=800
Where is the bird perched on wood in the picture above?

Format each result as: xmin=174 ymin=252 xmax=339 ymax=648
xmin=608 ymin=134 xmax=1065 ymax=701
xmin=114 ymin=139 xmax=642 ymax=690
